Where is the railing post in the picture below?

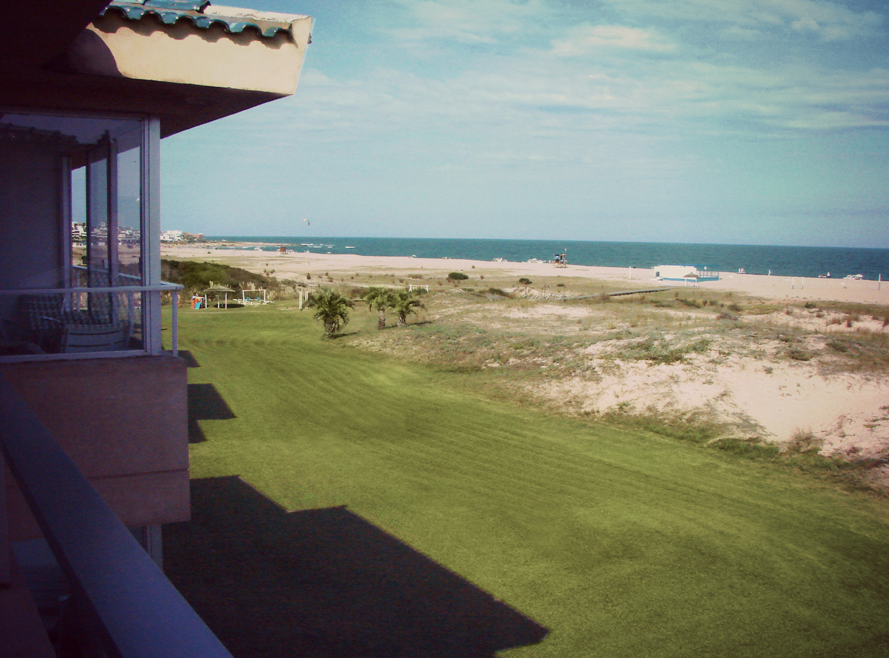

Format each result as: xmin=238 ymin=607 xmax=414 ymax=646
xmin=0 ymin=450 xmax=8 ymax=587
xmin=171 ymin=290 xmax=179 ymax=357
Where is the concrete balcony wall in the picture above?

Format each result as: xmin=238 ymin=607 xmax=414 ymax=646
xmin=2 ymin=355 xmax=189 ymax=540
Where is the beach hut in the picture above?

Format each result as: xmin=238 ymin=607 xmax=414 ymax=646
xmin=654 ymin=265 xmax=720 ymax=283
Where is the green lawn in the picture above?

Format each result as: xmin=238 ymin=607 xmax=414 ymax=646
xmin=171 ymin=304 xmax=889 ymax=657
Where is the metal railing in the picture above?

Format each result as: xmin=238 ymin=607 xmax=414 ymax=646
xmin=0 ymin=374 xmax=232 ymax=657
xmin=0 ymin=282 xmax=182 ymax=361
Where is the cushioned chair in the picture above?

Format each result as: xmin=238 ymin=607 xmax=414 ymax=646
xmin=62 ymin=321 xmax=132 ymax=353
xmin=17 ymin=293 xmax=65 ymax=351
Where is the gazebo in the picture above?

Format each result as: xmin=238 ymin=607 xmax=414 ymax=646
xmin=204 ymin=285 xmax=236 ymax=309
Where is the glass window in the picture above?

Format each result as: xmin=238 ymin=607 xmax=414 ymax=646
xmin=0 ymin=111 xmax=153 ymax=356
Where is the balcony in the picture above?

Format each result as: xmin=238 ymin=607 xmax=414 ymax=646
xmin=0 ymin=273 xmax=183 ymax=363
xmin=1 ymin=373 xmax=231 ymax=656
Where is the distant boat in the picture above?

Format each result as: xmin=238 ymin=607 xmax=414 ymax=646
xmin=493 ymin=257 xmax=504 ymax=262
xmin=345 ymin=246 xmax=355 ymax=249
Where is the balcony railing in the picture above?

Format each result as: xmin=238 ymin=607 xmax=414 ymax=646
xmin=0 ymin=281 xmax=181 ymax=363
xmin=0 ymin=374 xmax=232 ymax=657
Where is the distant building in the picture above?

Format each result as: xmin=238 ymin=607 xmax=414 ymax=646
xmin=160 ymin=229 xmax=184 ymax=242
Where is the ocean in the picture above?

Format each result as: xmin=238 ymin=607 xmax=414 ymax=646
xmin=208 ymin=237 xmax=889 ymax=281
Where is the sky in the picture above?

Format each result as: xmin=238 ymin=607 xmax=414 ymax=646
xmin=160 ymin=0 xmax=889 ymax=248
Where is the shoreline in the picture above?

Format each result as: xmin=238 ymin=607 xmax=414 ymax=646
xmin=163 ymin=242 xmax=889 ymax=305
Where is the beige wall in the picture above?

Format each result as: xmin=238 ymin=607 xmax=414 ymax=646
xmin=72 ymin=12 xmax=312 ymax=96
xmin=2 ymin=355 xmax=189 ymax=540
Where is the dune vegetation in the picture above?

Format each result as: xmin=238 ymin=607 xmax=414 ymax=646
xmin=166 ymin=301 xmax=889 ymax=657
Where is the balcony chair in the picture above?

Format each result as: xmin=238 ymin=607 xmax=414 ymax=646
xmin=61 ymin=321 xmax=132 ymax=353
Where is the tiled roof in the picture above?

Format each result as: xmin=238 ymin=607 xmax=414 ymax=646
xmin=101 ymin=0 xmax=302 ymax=39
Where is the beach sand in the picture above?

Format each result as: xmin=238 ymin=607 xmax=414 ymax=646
xmin=165 ymin=242 xmax=889 ymax=485
xmin=165 ymin=242 xmax=889 ymax=305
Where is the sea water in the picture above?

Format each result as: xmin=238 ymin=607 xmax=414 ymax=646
xmin=208 ymin=237 xmax=889 ymax=281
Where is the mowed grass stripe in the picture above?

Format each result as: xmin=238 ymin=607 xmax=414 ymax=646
xmin=172 ymin=305 xmax=889 ymax=658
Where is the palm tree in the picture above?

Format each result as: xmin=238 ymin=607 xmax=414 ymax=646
xmin=306 ymin=287 xmax=352 ymax=337
xmin=392 ymin=290 xmax=424 ymax=326
xmin=363 ymin=287 xmax=395 ymax=330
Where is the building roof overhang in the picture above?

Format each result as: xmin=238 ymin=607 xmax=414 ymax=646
xmin=0 ymin=0 xmax=312 ymax=137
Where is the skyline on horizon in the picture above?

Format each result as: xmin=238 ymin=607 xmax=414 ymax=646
xmin=202 ymin=233 xmax=889 ymax=251
xmin=161 ymin=0 xmax=889 ymax=249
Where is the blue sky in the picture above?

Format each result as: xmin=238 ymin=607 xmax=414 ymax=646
xmin=161 ymin=0 xmax=889 ymax=248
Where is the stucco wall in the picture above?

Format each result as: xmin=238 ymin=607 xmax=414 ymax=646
xmin=2 ymin=355 xmax=189 ymax=540
xmin=74 ymin=12 xmax=311 ymax=95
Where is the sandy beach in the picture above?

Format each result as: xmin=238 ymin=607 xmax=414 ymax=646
xmin=164 ymin=242 xmax=889 ymax=305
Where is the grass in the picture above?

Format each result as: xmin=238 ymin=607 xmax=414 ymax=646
xmin=167 ymin=303 xmax=889 ymax=658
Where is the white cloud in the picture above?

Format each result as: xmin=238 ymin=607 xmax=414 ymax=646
xmin=602 ymin=0 xmax=883 ymax=41
xmin=551 ymin=24 xmax=676 ymax=55
xmin=226 ymin=0 xmax=889 ymax=147
xmin=386 ymin=0 xmax=551 ymax=43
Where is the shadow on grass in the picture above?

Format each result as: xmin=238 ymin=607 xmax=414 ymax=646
xmin=177 ymin=350 xmax=200 ymax=368
xmin=164 ymin=476 xmax=548 ymax=658
xmin=187 ymin=383 xmax=236 ymax=443
xmin=329 ymin=330 xmax=361 ymax=339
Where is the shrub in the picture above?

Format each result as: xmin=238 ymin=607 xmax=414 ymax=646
xmin=448 ymin=272 xmax=469 ymax=281
xmin=786 ymin=428 xmax=819 ymax=453
xmin=161 ymin=259 xmax=273 ymax=295
xmin=518 ymin=277 xmax=532 ymax=285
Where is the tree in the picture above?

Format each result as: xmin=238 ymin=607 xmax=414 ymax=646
xmin=392 ymin=290 xmax=424 ymax=326
xmin=363 ymin=287 xmax=395 ymax=330
xmin=306 ymin=287 xmax=352 ymax=337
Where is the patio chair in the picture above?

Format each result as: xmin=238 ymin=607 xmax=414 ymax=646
xmin=61 ymin=321 xmax=132 ymax=353
xmin=16 ymin=293 xmax=65 ymax=350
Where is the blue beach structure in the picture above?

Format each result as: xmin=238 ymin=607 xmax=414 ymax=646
xmin=654 ymin=264 xmax=721 ymax=283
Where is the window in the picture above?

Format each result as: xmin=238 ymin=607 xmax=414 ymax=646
xmin=0 ymin=110 xmax=169 ymax=359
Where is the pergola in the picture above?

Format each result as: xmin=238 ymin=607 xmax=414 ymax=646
xmin=204 ymin=285 xmax=236 ymax=309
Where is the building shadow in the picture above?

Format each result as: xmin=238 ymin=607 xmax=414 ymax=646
xmin=178 ymin=349 xmax=200 ymax=368
xmin=164 ymin=476 xmax=549 ymax=658
xmin=186 ymin=383 xmax=235 ymax=443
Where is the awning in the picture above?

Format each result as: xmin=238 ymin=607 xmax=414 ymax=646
xmin=0 ymin=0 xmax=313 ymax=137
